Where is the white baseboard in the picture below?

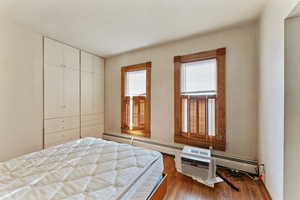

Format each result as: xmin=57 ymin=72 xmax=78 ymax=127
xmin=103 ymin=133 xmax=258 ymax=174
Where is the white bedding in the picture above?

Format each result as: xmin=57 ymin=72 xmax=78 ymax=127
xmin=0 ymin=137 xmax=163 ymax=200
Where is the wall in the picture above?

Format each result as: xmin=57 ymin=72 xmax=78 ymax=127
xmin=258 ymin=0 xmax=299 ymax=199
xmin=0 ymin=20 xmax=43 ymax=161
xmin=105 ymin=22 xmax=258 ymax=161
xmin=285 ymin=16 xmax=300 ymax=200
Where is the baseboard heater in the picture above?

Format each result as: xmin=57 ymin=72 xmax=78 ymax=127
xmin=103 ymin=132 xmax=258 ymax=174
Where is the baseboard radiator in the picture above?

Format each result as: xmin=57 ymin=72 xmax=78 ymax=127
xmin=103 ymin=133 xmax=258 ymax=174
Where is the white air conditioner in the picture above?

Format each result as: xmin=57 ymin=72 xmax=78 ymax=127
xmin=175 ymin=146 xmax=223 ymax=187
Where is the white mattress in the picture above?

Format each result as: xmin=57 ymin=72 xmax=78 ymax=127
xmin=121 ymin=155 xmax=163 ymax=200
xmin=0 ymin=137 xmax=163 ymax=200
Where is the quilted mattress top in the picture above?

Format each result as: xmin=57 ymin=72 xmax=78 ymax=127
xmin=0 ymin=137 xmax=161 ymax=200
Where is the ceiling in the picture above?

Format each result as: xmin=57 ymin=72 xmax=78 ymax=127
xmin=288 ymin=2 xmax=300 ymax=18
xmin=0 ymin=0 xmax=268 ymax=57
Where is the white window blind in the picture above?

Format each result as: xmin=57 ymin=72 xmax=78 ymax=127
xmin=126 ymin=70 xmax=146 ymax=96
xmin=182 ymin=98 xmax=188 ymax=133
xmin=207 ymin=98 xmax=216 ymax=136
xmin=181 ymin=59 xmax=217 ymax=94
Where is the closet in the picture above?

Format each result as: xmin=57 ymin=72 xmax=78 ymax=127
xmin=43 ymin=38 xmax=104 ymax=147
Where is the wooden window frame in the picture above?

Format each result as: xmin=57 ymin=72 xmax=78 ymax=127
xmin=121 ymin=62 xmax=151 ymax=138
xmin=174 ymin=48 xmax=226 ymax=151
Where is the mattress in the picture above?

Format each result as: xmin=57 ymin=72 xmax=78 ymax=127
xmin=120 ymin=155 xmax=163 ymax=200
xmin=0 ymin=137 xmax=163 ymax=200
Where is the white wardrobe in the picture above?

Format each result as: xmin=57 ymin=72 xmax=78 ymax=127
xmin=44 ymin=38 xmax=104 ymax=148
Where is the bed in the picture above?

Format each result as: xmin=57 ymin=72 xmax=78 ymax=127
xmin=0 ymin=137 xmax=167 ymax=200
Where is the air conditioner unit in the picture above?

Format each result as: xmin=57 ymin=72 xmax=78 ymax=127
xmin=175 ymin=146 xmax=223 ymax=187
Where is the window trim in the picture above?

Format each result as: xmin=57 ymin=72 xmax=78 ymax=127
xmin=174 ymin=48 xmax=226 ymax=151
xmin=121 ymin=62 xmax=151 ymax=138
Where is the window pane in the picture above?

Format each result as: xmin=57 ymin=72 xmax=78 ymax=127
xmin=126 ymin=70 xmax=146 ymax=96
xmin=181 ymin=59 xmax=217 ymax=94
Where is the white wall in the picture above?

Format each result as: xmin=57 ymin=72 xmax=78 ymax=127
xmin=285 ymin=16 xmax=300 ymax=200
xmin=0 ymin=20 xmax=43 ymax=161
xmin=105 ymin=22 xmax=258 ymax=161
xmin=258 ymin=0 xmax=299 ymax=199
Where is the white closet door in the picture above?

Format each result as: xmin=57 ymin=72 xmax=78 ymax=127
xmin=95 ymin=72 xmax=104 ymax=114
xmin=64 ymin=45 xmax=80 ymax=70
xmin=80 ymin=52 xmax=93 ymax=115
xmin=81 ymin=51 xmax=93 ymax=73
xmin=80 ymin=51 xmax=104 ymax=138
xmin=44 ymin=38 xmax=64 ymax=119
xmin=63 ymin=67 xmax=80 ymax=117
xmin=44 ymin=38 xmax=64 ymax=67
xmin=95 ymin=56 xmax=105 ymax=136
xmin=81 ymin=70 xmax=88 ymax=115
xmin=63 ymin=45 xmax=80 ymax=117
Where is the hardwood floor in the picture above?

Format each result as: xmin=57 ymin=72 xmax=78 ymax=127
xmin=162 ymin=155 xmax=271 ymax=200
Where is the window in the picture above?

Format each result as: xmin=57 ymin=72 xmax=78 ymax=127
xmin=174 ymin=48 xmax=226 ymax=150
xmin=121 ymin=62 xmax=151 ymax=137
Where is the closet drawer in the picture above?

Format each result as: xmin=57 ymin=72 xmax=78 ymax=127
xmin=45 ymin=117 xmax=80 ymax=134
xmin=45 ymin=129 xmax=80 ymax=148
xmin=64 ymin=116 xmax=80 ymax=130
xmin=81 ymin=113 xmax=104 ymax=126
xmin=45 ymin=118 xmax=64 ymax=133
xmin=81 ymin=124 xmax=103 ymax=138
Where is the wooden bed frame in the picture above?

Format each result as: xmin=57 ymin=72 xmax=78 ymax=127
xmin=148 ymin=174 xmax=168 ymax=200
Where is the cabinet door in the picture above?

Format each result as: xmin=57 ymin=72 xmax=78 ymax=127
xmin=44 ymin=118 xmax=64 ymax=134
xmin=44 ymin=38 xmax=63 ymax=67
xmin=81 ymin=70 xmax=88 ymax=115
xmin=63 ymin=67 xmax=80 ymax=117
xmin=64 ymin=116 xmax=80 ymax=130
xmin=63 ymin=45 xmax=80 ymax=117
xmin=94 ymin=56 xmax=105 ymax=124
xmin=81 ymin=124 xmax=102 ymax=138
xmin=94 ymin=55 xmax=104 ymax=75
xmin=45 ymin=128 xmax=80 ymax=148
xmin=94 ymin=74 xmax=104 ymax=114
xmin=44 ymin=65 xmax=64 ymax=119
xmin=44 ymin=39 xmax=64 ymax=119
xmin=80 ymin=52 xmax=104 ymax=138
xmin=81 ymin=51 xmax=94 ymax=73
xmin=64 ymin=45 xmax=80 ymax=70
xmin=81 ymin=51 xmax=95 ymax=115
xmin=81 ymin=71 xmax=94 ymax=115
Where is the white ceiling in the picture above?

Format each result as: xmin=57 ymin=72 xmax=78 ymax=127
xmin=0 ymin=0 xmax=267 ymax=57
xmin=288 ymin=2 xmax=300 ymax=18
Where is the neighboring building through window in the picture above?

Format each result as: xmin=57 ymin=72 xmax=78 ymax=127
xmin=121 ymin=62 xmax=151 ymax=137
xmin=174 ymin=48 xmax=226 ymax=150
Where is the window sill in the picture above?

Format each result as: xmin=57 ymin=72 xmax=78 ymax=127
xmin=175 ymin=135 xmax=225 ymax=151
xmin=121 ymin=129 xmax=150 ymax=138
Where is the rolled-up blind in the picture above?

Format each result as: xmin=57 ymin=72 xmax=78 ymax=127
xmin=126 ymin=70 xmax=146 ymax=96
xmin=181 ymin=59 xmax=217 ymax=94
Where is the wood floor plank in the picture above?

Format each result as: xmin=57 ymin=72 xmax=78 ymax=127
xmin=162 ymin=155 xmax=270 ymax=200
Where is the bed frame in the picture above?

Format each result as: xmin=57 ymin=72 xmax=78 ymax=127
xmin=148 ymin=174 xmax=168 ymax=200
